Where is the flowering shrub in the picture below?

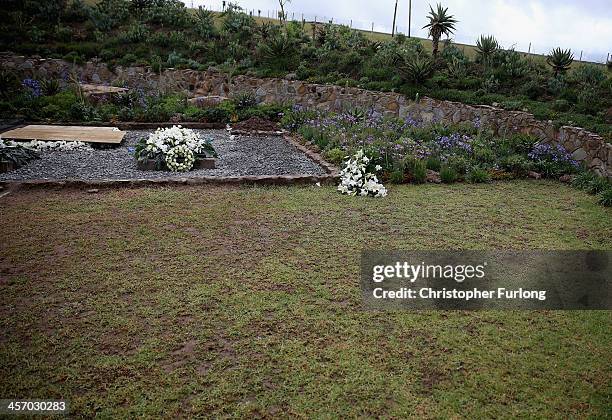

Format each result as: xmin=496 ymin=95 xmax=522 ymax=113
xmin=338 ymin=150 xmax=387 ymax=197
xmin=134 ymin=125 xmax=217 ymax=172
xmin=285 ymin=108 xmax=583 ymax=183
xmin=22 ymin=78 xmax=41 ymax=97
xmin=527 ymin=142 xmax=579 ymax=177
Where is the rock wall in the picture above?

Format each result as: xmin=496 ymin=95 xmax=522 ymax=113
xmin=3 ymin=54 xmax=611 ymax=178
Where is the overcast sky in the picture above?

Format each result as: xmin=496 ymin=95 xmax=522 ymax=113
xmin=186 ymin=0 xmax=611 ymax=62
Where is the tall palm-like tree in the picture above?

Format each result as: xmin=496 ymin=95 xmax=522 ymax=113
xmin=422 ymin=3 xmax=458 ymax=57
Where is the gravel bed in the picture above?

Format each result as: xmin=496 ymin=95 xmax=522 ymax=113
xmin=0 ymin=129 xmax=327 ymax=181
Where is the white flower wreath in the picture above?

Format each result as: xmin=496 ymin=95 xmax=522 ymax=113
xmin=165 ymin=144 xmax=195 ymax=172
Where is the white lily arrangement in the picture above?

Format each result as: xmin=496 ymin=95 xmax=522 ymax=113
xmin=135 ymin=125 xmax=217 ymax=172
xmin=338 ymin=149 xmax=388 ymax=198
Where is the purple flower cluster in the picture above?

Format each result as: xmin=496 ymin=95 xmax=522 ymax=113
xmin=435 ymin=133 xmax=473 ymax=153
xmin=22 ymin=79 xmax=41 ymax=97
xmin=528 ymin=143 xmax=578 ymax=166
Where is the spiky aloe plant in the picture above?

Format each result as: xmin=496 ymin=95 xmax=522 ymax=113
xmin=475 ymin=35 xmax=498 ymax=66
xmin=422 ymin=3 xmax=458 ymax=57
xmin=398 ymin=55 xmax=435 ymax=84
xmin=547 ymin=48 xmax=574 ymax=76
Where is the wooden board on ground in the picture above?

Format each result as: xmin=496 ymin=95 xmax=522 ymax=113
xmin=1 ymin=125 xmax=125 ymax=144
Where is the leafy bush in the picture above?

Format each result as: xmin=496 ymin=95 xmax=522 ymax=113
xmin=143 ymin=0 xmax=192 ymax=28
xmin=324 ymin=148 xmax=346 ymax=165
xmin=467 ymin=167 xmax=490 ymax=183
xmin=426 ymin=156 xmax=441 ymax=171
xmin=440 ymin=165 xmax=458 ymax=183
xmin=412 ymin=160 xmax=427 ymax=184
xmin=231 ymin=91 xmax=257 ymax=110
xmin=500 ymin=154 xmax=532 ymax=176
xmin=598 ymin=187 xmax=612 ymax=207
xmin=584 ymin=177 xmax=609 ymax=195
xmin=389 ymin=170 xmax=405 ymax=184
xmin=571 ymin=171 xmax=597 ymax=190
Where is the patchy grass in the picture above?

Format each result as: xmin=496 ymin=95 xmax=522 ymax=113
xmin=0 ymin=181 xmax=610 ymax=418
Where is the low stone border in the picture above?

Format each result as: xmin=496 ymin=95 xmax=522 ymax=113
xmin=0 ymin=174 xmax=338 ymax=192
xmin=284 ymin=135 xmax=339 ymax=176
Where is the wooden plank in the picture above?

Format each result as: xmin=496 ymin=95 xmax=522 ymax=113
xmin=1 ymin=125 xmax=125 ymax=144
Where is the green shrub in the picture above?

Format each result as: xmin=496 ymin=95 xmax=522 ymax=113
xmin=231 ymin=91 xmax=257 ymax=111
xmin=598 ymin=187 xmax=612 ymax=207
xmin=298 ymin=125 xmax=316 ymax=141
xmin=440 ymin=165 xmax=458 ymax=183
xmin=446 ymin=155 xmax=469 ymax=175
xmin=501 ymin=154 xmax=532 ymax=176
xmin=426 ymin=156 xmax=441 ymax=172
xmin=571 ymin=171 xmax=597 ymax=190
xmin=387 ymin=170 xmax=404 ymax=184
xmin=324 ymin=148 xmax=346 ymax=165
xmin=551 ymin=99 xmax=570 ymax=112
xmin=412 ymin=160 xmax=427 ymax=184
xmin=467 ymin=167 xmax=491 ymax=183
xmin=584 ymin=177 xmax=609 ymax=195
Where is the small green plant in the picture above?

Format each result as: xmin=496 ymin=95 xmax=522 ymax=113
xmin=440 ymin=165 xmax=458 ymax=183
xmin=324 ymin=148 xmax=346 ymax=165
xmin=467 ymin=167 xmax=491 ymax=183
xmin=231 ymin=91 xmax=257 ymax=111
xmin=426 ymin=156 xmax=441 ymax=172
xmin=584 ymin=177 xmax=609 ymax=195
xmin=598 ymin=187 xmax=612 ymax=207
xmin=412 ymin=160 xmax=427 ymax=184
xmin=40 ymin=79 xmax=61 ymax=96
xmin=501 ymin=154 xmax=532 ymax=176
xmin=572 ymin=171 xmax=597 ymax=190
xmin=389 ymin=170 xmax=405 ymax=184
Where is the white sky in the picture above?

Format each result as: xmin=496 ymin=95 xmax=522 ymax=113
xmin=184 ymin=0 xmax=612 ymax=63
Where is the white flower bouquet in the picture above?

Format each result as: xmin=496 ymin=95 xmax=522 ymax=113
xmin=134 ymin=125 xmax=218 ymax=172
xmin=338 ymin=149 xmax=388 ymax=197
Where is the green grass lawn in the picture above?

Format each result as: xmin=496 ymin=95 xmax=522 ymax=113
xmin=1 ymin=181 xmax=611 ymax=417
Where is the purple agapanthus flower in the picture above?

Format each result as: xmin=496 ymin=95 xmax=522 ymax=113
xmin=22 ymin=79 xmax=41 ymax=97
xmin=435 ymin=133 xmax=473 ymax=153
xmin=528 ymin=143 xmax=578 ymax=167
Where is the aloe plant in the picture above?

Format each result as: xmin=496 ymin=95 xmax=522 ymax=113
xmin=475 ymin=35 xmax=498 ymax=66
xmin=422 ymin=3 xmax=458 ymax=57
xmin=398 ymin=55 xmax=435 ymax=84
xmin=547 ymin=48 xmax=574 ymax=75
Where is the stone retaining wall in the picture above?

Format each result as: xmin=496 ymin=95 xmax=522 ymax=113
xmin=2 ymin=54 xmax=610 ymax=178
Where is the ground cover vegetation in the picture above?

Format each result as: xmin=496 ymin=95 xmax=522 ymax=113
xmin=0 ymin=1 xmax=610 ymax=139
xmin=1 ymin=184 xmax=611 ymax=417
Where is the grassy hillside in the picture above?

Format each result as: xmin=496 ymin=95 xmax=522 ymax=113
xmin=0 ymin=0 xmax=610 ymax=139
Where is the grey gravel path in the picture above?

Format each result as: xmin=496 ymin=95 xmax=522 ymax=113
xmin=0 ymin=130 xmax=326 ymax=180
